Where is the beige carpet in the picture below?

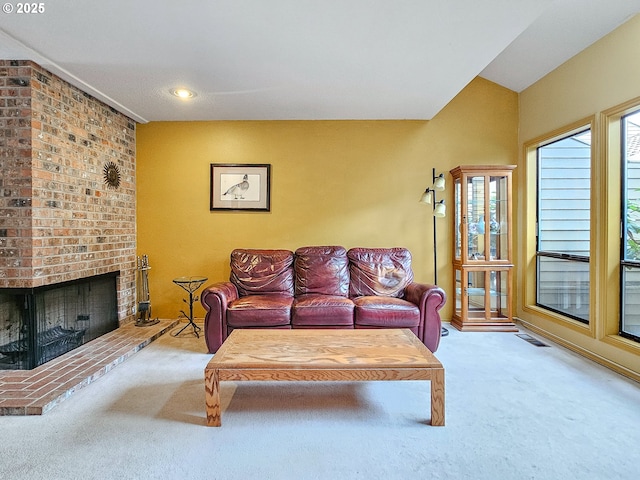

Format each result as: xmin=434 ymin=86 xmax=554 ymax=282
xmin=1 ymin=322 xmax=639 ymax=480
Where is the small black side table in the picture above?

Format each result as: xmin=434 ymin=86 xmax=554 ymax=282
xmin=172 ymin=276 xmax=207 ymax=338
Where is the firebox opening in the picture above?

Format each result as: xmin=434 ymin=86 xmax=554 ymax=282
xmin=0 ymin=271 xmax=119 ymax=370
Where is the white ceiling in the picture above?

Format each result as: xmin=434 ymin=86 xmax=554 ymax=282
xmin=0 ymin=0 xmax=638 ymax=123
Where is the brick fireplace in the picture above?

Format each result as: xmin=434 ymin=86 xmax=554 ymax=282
xmin=0 ymin=60 xmax=137 ymax=367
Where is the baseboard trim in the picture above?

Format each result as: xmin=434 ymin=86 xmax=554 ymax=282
xmin=515 ymin=318 xmax=640 ymax=384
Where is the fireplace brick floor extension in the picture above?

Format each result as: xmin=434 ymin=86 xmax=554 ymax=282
xmin=0 ymin=319 xmax=179 ymax=415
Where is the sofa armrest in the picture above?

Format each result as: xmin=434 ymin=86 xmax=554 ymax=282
xmin=404 ymin=282 xmax=447 ymax=353
xmin=200 ymin=281 xmax=238 ymax=353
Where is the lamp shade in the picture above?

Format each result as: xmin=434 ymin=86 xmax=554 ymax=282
xmin=434 ymin=173 xmax=445 ymax=191
xmin=419 ymin=188 xmax=433 ymax=205
xmin=434 ymin=200 xmax=446 ymax=217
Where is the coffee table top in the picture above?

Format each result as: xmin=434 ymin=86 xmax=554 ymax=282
xmin=207 ymin=328 xmax=442 ymax=370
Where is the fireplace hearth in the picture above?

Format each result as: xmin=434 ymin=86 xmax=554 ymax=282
xmin=0 ymin=272 xmax=119 ymax=370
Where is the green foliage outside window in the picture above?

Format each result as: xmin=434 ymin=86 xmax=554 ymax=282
xmin=627 ymin=194 xmax=640 ymax=261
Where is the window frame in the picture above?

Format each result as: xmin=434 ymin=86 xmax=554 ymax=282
xmin=535 ymin=128 xmax=592 ymax=324
xmin=619 ymin=108 xmax=640 ymax=343
xmin=520 ymin=117 xmax=597 ymax=337
xmin=519 ymin=103 xmax=640 ymax=364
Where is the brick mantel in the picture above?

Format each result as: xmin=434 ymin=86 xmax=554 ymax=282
xmin=0 ymin=60 xmax=136 ymax=323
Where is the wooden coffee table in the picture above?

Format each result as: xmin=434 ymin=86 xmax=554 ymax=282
xmin=204 ymin=328 xmax=445 ymax=426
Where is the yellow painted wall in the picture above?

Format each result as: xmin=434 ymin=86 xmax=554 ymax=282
xmin=520 ymin=15 xmax=640 ymax=139
xmin=517 ymin=14 xmax=640 ymax=379
xmin=136 ymin=77 xmax=518 ymax=322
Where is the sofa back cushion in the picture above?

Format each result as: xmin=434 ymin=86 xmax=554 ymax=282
xmin=347 ymin=247 xmax=414 ymax=298
xmin=230 ymin=249 xmax=294 ymax=296
xmin=294 ymin=246 xmax=349 ymax=296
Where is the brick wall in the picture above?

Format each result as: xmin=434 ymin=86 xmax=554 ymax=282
xmin=0 ymin=60 xmax=136 ymax=323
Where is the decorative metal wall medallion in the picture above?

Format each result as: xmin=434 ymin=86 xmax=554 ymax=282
xmin=103 ymin=161 xmax=121 ymax=189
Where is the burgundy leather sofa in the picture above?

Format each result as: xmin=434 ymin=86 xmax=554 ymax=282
xmin=200 ymin=246 xmax=446 ymax=353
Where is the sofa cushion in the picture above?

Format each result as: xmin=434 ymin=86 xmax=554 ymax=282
xmin=353 ymin=296 xmax=420 ymax=328
xmin=294 ymin=246 xmax=349 ymax=296
xmin=226 ymin=294 xmax=293 ymax=327
xmin=230 ymin=249 xmax=294 ymax=297
xmin=292 ymin=294 xmax=354 ymax=327
xmin=347 ymin=247 xmax=414 ymax=298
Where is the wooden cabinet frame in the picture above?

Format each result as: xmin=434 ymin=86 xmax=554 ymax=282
xmin=450 ymin=165 xmax=517 ymax=332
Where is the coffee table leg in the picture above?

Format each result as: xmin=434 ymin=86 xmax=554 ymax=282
xmin=205 ymin=368 xmax=221 ymax=427
xmin=430 ymin=368 xmax=445 ymax=426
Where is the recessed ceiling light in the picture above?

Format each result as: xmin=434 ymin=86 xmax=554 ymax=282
xmin=171 ymin=88 xmax=196 ymax=99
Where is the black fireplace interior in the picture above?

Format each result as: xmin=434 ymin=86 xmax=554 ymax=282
xmin=0 ymin=272 xmax=119 ymax=370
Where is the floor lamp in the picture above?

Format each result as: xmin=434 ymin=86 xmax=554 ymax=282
xmin=420 ymin=168 xmax=448 ymax=336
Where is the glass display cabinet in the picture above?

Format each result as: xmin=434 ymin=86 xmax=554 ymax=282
xmin=450 ymin=165 xmax=517 ymax=331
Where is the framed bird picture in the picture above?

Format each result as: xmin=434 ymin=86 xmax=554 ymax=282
xmin=210 ymin=163 xmax=271 ymax=211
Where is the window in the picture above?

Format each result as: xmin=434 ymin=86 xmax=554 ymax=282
xmin=536 ymin=129 xmax=591 ymax=323
xmin=621 ymin=109 xmax=640 ymax=341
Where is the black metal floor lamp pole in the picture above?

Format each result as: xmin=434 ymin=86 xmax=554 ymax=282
xmin=420 ymin=167 xmax=448 ymax=337
xmin=433 ymin=213 xmax=438 ymax=285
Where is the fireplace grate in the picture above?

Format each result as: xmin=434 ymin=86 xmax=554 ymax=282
xmin=0 ymin=326 xmax=86 ymax=365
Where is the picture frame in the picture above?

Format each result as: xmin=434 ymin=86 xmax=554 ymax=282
xmin=210 ymin=163 xmax=271 ymax=211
